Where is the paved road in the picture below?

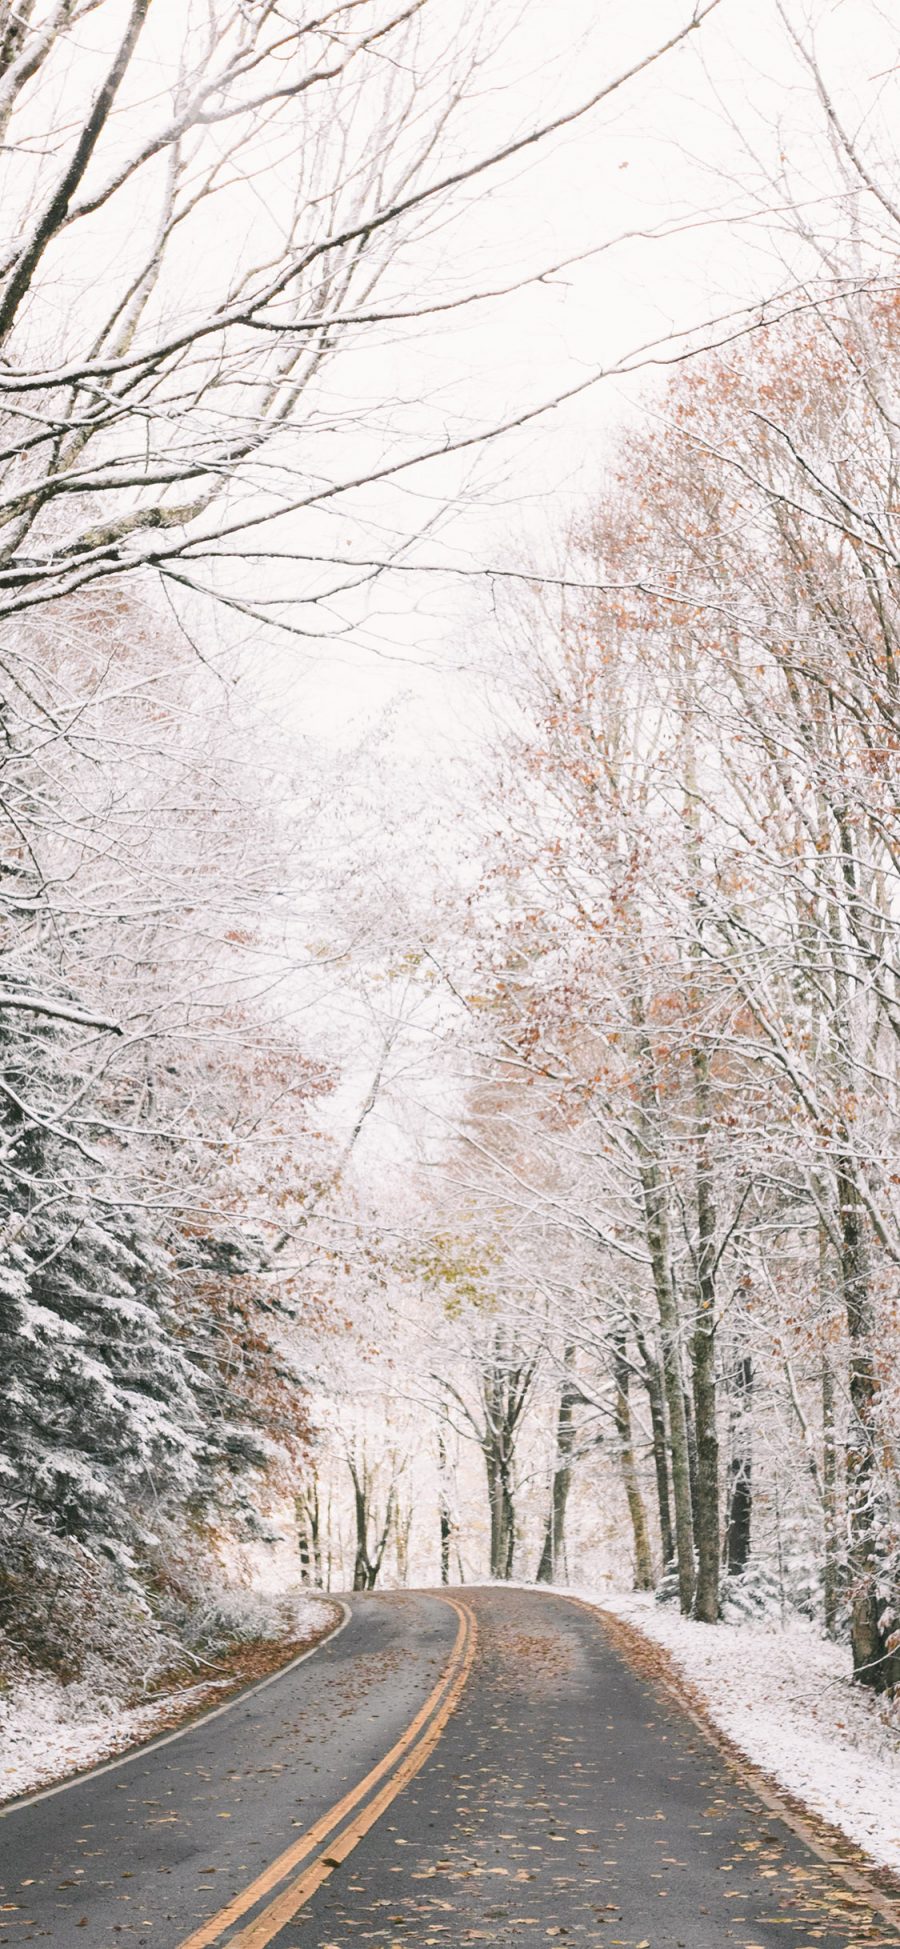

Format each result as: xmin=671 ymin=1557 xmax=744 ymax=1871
xmin=0 ymin=1588 xmax=896 ymax=1949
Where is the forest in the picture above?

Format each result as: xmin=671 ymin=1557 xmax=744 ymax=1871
xmin=1 ymin=0 xmax=899 ymax=1745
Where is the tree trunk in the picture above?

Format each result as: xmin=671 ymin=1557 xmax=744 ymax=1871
xmin=437 ymin=1431 xmax=453 ymax=1586
xmin=483 ymin=1352 xmax=504 ymax=1579
xmin=482 ymin=1343 xmax=521 ymax=1580
xmin=295 ymin=1480 xmax=322 ymax=1587
xmin=440 ymin=1503 xmax=452 ymax=1585
xmin=352 ymin=1470 xmax=370 ymax=1592
xmin=485 ymin=1441 xmax=513 ymax=1579
xmin=692 ymin=1323 xmax=719 ymax=1620
xmin=627 ymin=982 xmax=694 ymax=1608
xmin=349 ymin=1460 xmax=394 ymax=1592
xmin=613 ymin=1332 xmax=654 ymax=1590
xmin=536 ymin=1348 xmax=577 ymax=1584
xmin=690 ymin=1032 xmax=720 ymax=1623
xmin=723 ymin=1354 xmax=752 ymax=1578
xmin=819 ymin=1230 xmax=841 ymax=1639
xmin=637 ymin=1145 xmax=695 ymax=1611
xmin=683 ymin=1385 xmax=701 ymax=1555
xmin=500 ymin=1458 xmax=516 ymax=1579
xmin=366 ymin=1487 xmax=395 ymax=1589
xmin=394 ymin=1498 xmax=412 ymax=1585
xmin=634 ymin=1318 xmax=674 ymax=1566
xmin=297 ymin=1530 xmax=312 ymax=1583
xmin=821 ymin=1352 xmax=840 ymax=1638
xmin=837 ymin=1158 xmax=899 ymax=1689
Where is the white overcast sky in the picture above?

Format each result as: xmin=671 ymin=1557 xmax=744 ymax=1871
xmin=223 ymin=0 xmax=899 ymax=760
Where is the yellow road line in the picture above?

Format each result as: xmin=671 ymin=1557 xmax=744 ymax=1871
xmin=176 ymin=1596 xmax=476 ymax=1949
xmin=225 ymin=1598 xmax=477 ymax=1948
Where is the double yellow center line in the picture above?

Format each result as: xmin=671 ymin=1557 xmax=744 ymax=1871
xmin=177 ymin=1595 xmax=477 ymax=1949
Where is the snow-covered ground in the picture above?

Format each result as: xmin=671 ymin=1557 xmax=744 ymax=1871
xmin=573 ymin=1587 xmax=900 ymax=1876
xmin=0 ymin=1591 xmax=337 ymax=1806
xmin=0 ymin=1677 xmax=193 ymax=1805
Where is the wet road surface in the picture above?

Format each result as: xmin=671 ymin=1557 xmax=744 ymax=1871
xmin=0 ymin=1587 xmax=896 ymax=1949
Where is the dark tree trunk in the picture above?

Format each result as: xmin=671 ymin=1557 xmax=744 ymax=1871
xmin=500 ymin=1460 xmax=516 ymax=1579
xmin=629 ymin=985 xmax=694 ymax=1611
xmin=690 ymin=1034 xmax=719 ymax=1622
xmin=636 ymin=1136 xmax=695 ymax=1610
xmin=837 ymin=1159 xmax=900 ymax=1689
xmin=480 ymin=1332 xmax=534 ymax=1581
xmin=352 ymin=1471 xmax=370 ymax=1592
xmin=485 ymin=1442 xmax=515 ymax=1579
xmin=437 ymin=1431 xmax=453 ymax=1586
xmin=692 ymin=1327 xmax=719 ymax=1620
xmin=821 ymin=1353 xmax=840 ymax=1638
xmin=613 ymin=1332 xmax=654 ymax=1590
xmin=724 ymin=1354 xmax=752 ymax=1578
xmin=536 ymin=1350 xmax=577 ymax=1584
xmin=394 ymin=1499 xmax=412 ymax=1585
xmin=349 ymin=1461 xmax=394 ymax=1592
xmin=295 ymin=1480 xmax=322 ymax=1587
xmin=648 ymin=1373 xmax=674 ymax=1570
xmin=684 ymin=1385 xmax=701 ymax=1557
xmin=634 ymin=1318 xmax=673 ymax=1567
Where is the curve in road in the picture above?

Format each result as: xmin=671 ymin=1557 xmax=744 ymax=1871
xmin=0 ymin=1587 xmax=897 ymax=1949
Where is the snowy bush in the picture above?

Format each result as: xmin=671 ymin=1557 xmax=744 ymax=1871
xmin=0 ymin=1527 xmax=168 ymax=1693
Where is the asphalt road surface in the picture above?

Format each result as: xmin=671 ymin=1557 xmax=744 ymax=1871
xmin=1 ymin=1587 xmax=897 ymax=1949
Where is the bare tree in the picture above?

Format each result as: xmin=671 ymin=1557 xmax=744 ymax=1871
xmin=0 ymin=0 xmax=720 ymax=628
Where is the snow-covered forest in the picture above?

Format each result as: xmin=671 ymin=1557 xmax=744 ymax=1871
xmin=2 ymin=0 xmax=900 ymax=1763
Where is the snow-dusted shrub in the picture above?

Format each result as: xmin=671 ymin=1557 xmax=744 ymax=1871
xmin=654 ymin=1567 xmax=682 ymax=1607
xmin=0 ymin=1527 xmax=166 ymax=1690
xmin=720 ymin=1562 xmax=785 ymax=1622
xmin=0 ymin=1515 xmax=316 ymax=1697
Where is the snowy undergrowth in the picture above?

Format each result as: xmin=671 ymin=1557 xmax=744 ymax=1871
xmin=571 ymin=1586 xmax=900 ymax=1876
xmin=0 ymin=1590 xmax=334 ymax=1805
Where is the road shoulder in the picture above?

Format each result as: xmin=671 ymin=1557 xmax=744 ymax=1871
xmin=0 ymin=1592 xmax=345 ymax=1811
xmin=559 ymin=1587 xmax=900 ymax=1932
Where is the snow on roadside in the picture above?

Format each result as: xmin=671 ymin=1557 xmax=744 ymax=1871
xmin=0 ymin=1676 xmax=199 ymax=1805
xmin=572 ymin=1586 xmax=900 ymax=1875
xmin=0 ymin=1591 xmax=335 ymax=1806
